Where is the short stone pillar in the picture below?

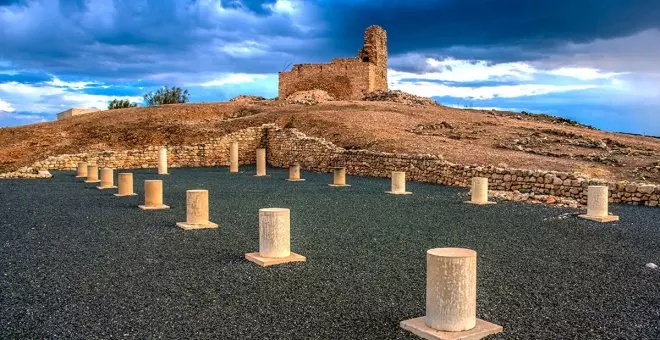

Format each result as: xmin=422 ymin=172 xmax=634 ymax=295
xmin=138 ymin=180 xmax=170 ymax=210
xmin=400 ymin=248 xmax=502 ymax=340
xmin=76 ymin=162 xmax=88 ymax=178
xmin=329 ymin=167 xmax=350 ymax=187
xmin=114 ymin=173 xmax=137 ymax=197
xmin=158 ymin=147 xmax=168 ymax=175
xmin=255 ymin=148 xmax=267 ymax=176
xmin=579 ymin=185 xmax=619 ymax=222
xmin=85 ymin=164 xmax=100 ymax=183
xmin=286 ymin=163 xmax=305 ymax=182
xmin=464 ymin=177 xmax=495 ymax=205
xmin=386 ymin=171 xmax=412 ymax=195
xmin=176 ymin=190 xmax=218 ymax=230
xmin=245 ymin=208 xmax=306 ymax=267
xmin=97 ymin=167 xmax=117 ymax=189
xmin=230 ymin=141 xmax=239 ymax=173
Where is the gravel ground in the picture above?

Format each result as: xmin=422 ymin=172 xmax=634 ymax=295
xmin=1 ymin=166 xmax=658 ymax=339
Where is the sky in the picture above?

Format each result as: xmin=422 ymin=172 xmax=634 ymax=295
xmin=0 ymin=0 xmax=659 ymax=136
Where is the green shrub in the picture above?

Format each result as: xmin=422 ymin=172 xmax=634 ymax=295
xmin=108 ymin=99 xmax=138 ymax=110
xmin=143 ymin=86 xmax=190 ymax=106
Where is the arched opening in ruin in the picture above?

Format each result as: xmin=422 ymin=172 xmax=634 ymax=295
xmin=362 ymin=57 xmax=369 ymax=62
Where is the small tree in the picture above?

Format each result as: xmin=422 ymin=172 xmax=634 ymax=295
xmin=143 ymin=86 xmax=190 ymax=106
xmin=108 ymin=99 xmax=138 ymax=110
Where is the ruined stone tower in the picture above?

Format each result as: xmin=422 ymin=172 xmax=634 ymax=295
xmin=278 ymin=25 xmax=388 ymax=100
xmin=358 ymin=25 xmax=388 ymax=92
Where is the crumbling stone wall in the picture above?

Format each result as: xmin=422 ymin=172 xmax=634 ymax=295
xmin=263 ymin=125 xmax=660 ymax=207
xmin=2 ymin=124 xmax=658 ymax=208
xmin=278 ymin=25 xmax=387 ymax=100
xmin=0 ymin=127 xmax=262 ymax=175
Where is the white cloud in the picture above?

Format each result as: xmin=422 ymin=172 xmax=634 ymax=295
xmin=45 ymin=76 xmax=99 ymax=90
xmin=265 ymin=0 xmax=297 ymax=15
xmin=390 ymin=80 xmax=598 ymax=100
xmin=0 ymin=82 xmax=65 ymax=97
xmin=0 ymin=98 xmax=15 ymax=112
xmin=385 ymin=55 xmax=632 ymax=100
xmin=0 ymin=78 xmax=141 ymax=114
xmin=194 ymin=73 xmax=271 ymax=87
xmin=389 ymin=57 xmax=537 ymax=83
xmin=220 ymin=41 xmax=267 ymax=57
xmin=546 ymin=67 xmax=625 ymax=80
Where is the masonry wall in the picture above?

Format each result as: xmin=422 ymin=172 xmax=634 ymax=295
xmin=2 ymin=124 xmax=658 ymax=207
xmin=57 ymin=108 xmax=99 ymax=120
xmin=4 ymin=127 xmax=262 ymax=175
xmin=263 ymin=125 xmax=660 ymax=207
xmin=278 ymin=25 xmax=387 ymax=100
xmin=278 ymin=61 xmax=372 ymax=100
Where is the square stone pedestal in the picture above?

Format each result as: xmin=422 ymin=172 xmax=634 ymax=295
xmin=286 ymin=179 xmax=306 ymax=182
xmin=114 ymin=193 xmax=138 ymax=197
xmin=463 ymin=201 xmax=496 ymax=205
xmin=386 ymin=191 xmax=413 ymax=195
xmin=97 ymin=186 xmax=118 ymax=190
xmin=75 ymin=175 xmax=87 ymax=178
xmin=176 ymin=221 xmax=219 ymax=230
xmin=400 ymin=317 xmax=502 ymax=340
xmin=84 ymin=180 xmax=101 ymax=184
xmin=245 ymin=252 xmax=306 ymax=267
xmin=578 ymin=214 xmax=619 ymax=223
xmin=329 ymin=184 xmax=351 ymax=187
xmin=138 ymin=204 xmax=170 ymax=210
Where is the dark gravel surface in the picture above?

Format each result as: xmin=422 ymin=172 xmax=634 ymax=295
xmin=1 ymin=166 xmax=659 ymax=339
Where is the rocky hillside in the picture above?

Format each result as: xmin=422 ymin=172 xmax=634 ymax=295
xmin=0 ymin=92 xmax=658 ymax=183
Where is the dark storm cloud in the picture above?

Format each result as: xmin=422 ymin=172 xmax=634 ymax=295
xmin=2 ymin=0 xmax=658 ymax=80
xmin=319 ymin=0 xmax=660 ymax=58
xmin=0 ymin=0 xmax=323 ymax=80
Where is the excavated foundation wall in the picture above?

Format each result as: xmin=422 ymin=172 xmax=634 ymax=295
xmin=2 ymin=124 xmax=658 ymax=207
xmin=264 ymin=126 xmax=659 ymax=207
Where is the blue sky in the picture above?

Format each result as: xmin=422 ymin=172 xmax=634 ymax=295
xmin=0 ymin=0 xmax=659 ymax=136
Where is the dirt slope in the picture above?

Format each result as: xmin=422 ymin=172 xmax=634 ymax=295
xmin=0 ymin=98 xmax=658 ymax=183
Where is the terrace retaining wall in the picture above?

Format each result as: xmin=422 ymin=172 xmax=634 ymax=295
xmin=1 ymin=124 xmax=658 ymax=207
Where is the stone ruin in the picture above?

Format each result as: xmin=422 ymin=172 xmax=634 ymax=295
xmin=278 ymin=25 xmax=388 ymax=100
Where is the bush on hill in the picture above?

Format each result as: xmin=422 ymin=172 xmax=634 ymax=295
xmin=144 ymin=86 xmax=190 ymax=106
xmin=108 ymin=99 xmax=138 ymax=110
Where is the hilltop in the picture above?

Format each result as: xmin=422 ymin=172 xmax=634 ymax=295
xmin=0 ymin=93 xmax=658 ymax=184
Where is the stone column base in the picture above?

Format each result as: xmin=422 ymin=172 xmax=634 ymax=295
xmin=245 ymin=252 xmax=306 ymax=267
xmin=400 ymin=317 xmax=502 ymax=340
xmin=84 ymin=180 xmax=101 ymax=183
xmin=97 ymin=186 xmax=118 ymax=190
xmin=138 ymin=204 xmax=170 ymax=210
xmin=286 ymin=179 xmax=306 ymax=182
xmin=329 ymin=184 xmax=351 ymax=187
xmin=463 ymin=201 xmax=496 ymax=205
xmin=578 ymin=214 xmax=619 ymax=223
xmin=386 ymin=191 xmax=413 ymax=195
xmin=176 ymin=221 xmax=219 ymax=230
xmin=114 ymin=193 xmax=138 ymax=197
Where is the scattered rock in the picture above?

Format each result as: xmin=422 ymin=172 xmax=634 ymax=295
xmin=645 ymin=263 xmax=658 ymax=270
xmin=362 ymin=90 xmax=438 ymax=106
xmin=229 ymin=95 xmax=266 ymax=103
xmin=286 ymin=90 xmax=335 ymax=105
